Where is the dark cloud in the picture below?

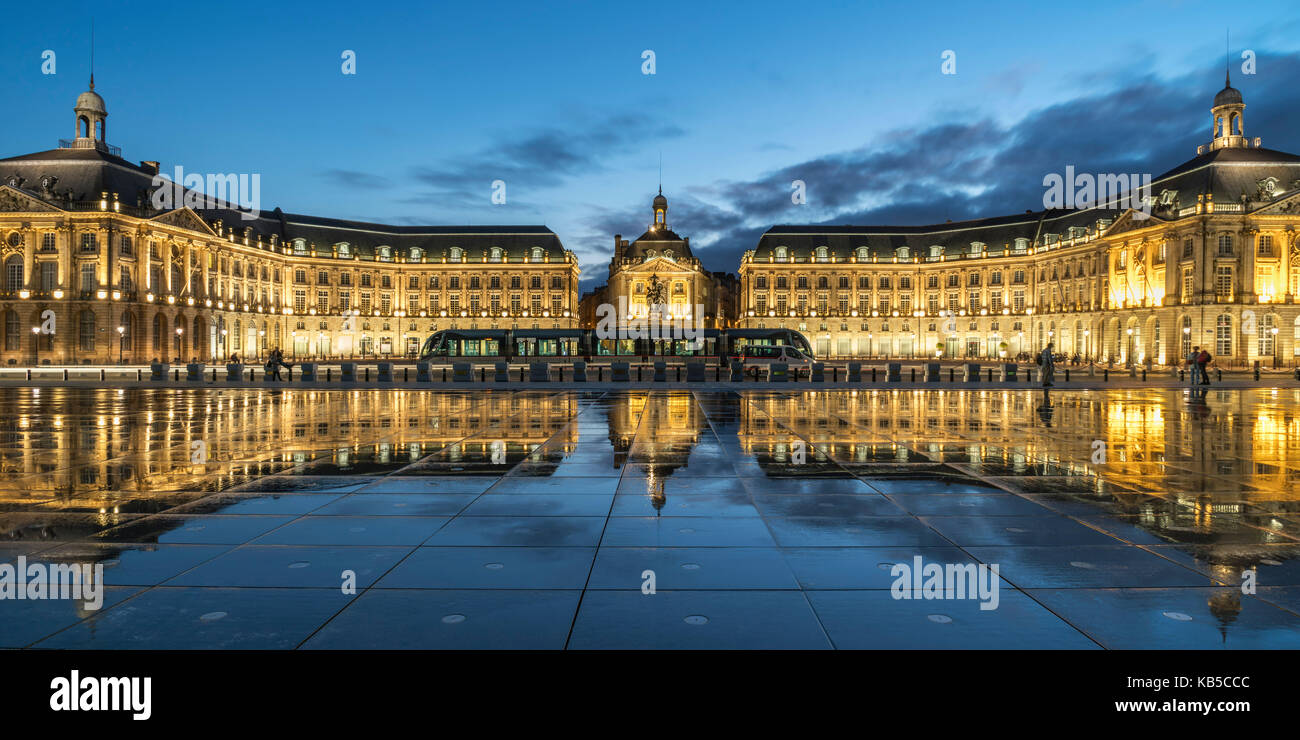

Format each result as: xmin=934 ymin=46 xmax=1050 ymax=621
xmin=410 ymin=114 xmax=685 ymax=199
xmin=656 ymin=53 xmax=1300 ymax=277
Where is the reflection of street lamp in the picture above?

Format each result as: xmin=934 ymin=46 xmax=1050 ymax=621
xmin=116 ymin=325 xmax=125 ymax=364
xmin=31 ymin=326 xmax=40 ymax=366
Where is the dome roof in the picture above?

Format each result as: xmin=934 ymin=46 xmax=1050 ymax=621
xmin=653 ymin=192 xmax=667 ymax=208
xmin=75 ymin=89 xmax=106 ymax=115
xmin=1214 ymin=84 xmax=1242 ymax=107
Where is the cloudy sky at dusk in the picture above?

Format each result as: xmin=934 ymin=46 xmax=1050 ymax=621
xmin=2 ymin=0 xmax=1300 ymax=288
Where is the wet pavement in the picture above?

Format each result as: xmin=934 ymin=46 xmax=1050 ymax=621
xmin=1 ymin=386 xmax=1299 ymax=649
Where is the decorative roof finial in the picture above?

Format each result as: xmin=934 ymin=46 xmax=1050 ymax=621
xmin=89 ymin=18 xmax=95 ymax=90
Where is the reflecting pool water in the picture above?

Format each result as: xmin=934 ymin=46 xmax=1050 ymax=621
xmin=2 ymin=387 xmax=1299 ymax=649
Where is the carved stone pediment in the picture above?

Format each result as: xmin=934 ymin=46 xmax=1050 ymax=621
xmin=150 ymin=208 xmax=216 ymax=235
xmin=0 ymin=185 xmax=59 ymax=213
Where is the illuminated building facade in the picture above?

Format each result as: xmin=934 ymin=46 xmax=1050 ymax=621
xmin=580 ymin=190 xmax=736 ymax=336
xmin=739 ymin=79 xmax=1300 ymax=365
xmin=0 ymin=83 xmax=580 ymax=365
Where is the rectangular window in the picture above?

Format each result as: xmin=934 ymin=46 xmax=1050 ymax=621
xmin=294 ymin=290 xmax=307 ymax=313
xmin=80 ymin=233 xmax=98 ymax=252
xmin=1183 ymin=268 xmax=1194 ymax=300
xmin=42 ymin=233 xmax=57 ymax=251
xmin=316 ymin=290 xmax=329 ymax=313
xmin=1258 ymin=235 xmax=1275 ymax=257
xmin=80 ymin=264 xmax=97 ymax=292
xmin=339 ymin=291 xmax=351 ymax=311
xmin=1215 ymin=266 xmax=1233 ymax=298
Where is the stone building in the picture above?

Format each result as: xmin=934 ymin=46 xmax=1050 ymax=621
xmin=0 ymin=82 xmax=580 ymax=365
xmin=738 ymin=76 xmax=1300 ymax=366
xmin=580 ymin=189 xmax=734 ymax=338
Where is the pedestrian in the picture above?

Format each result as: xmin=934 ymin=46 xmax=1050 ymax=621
xmin=1196 ymin=347 xmax=1213 ymax=385
xmin=1038 ymin=342 xmax=1056 ymax=387
xmin=1186 ymin=346 xmax=1200 ymax=384
xmin=229 ymin=352 xmax=240 ymax=365
xmin=265 ymin=352 xmax=280 ymax=381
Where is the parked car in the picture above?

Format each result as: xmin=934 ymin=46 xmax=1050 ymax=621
xmin=740 ymin=345 xmax=814 ymax=379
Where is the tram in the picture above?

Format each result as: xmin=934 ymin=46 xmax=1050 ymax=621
xmin=417 ymin=328 xmax=813 ymax=361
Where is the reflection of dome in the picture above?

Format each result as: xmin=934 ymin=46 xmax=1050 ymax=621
xmin=75 ymin=89 xmax=106 ymax=115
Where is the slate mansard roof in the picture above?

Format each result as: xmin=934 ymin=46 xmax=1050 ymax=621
xmin=757 ymin=143 xmax=1300 ymax=262
xmin=0 ymin=147 xmax=568 ymax=261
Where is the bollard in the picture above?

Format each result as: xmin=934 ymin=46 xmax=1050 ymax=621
xmin=173 ymin=369 xmax=179 ymax=382
xmin=872 ymin=367 xmax=877 ymax=383
xmin=137 ymin=369 xmax=142 ymax=381
xmin=1217 ymin=368 xmax=1222 ymax=382
xmin=1142 ymin=368 xmax=1147 ymax=381
xmin=832 ymin=366 xmax=839 ymax=382
xmin=676 ymin=365 xmax=681 ymax=382
xmin=600 ymin=365 xmax=605 ymax=382
xmin=26 ymin=369 xmax=31 ymax=381
xmin=987 ymin=368 xmax=992 ymax=382
xmin=948 ymin=368 xmax=954 ymax=382
xmin=100 ymin=368 xmax=105 ymax=381
xmin=210 ymin=368 xmax=216 ymax=383
xmin=1104 ymin=369 xmax=1109 ymax=382
xmin=910 ymin=367 xmax=916 ymax=382
xmin=327 ymin=367 xmax=332 ymax=382
xmin=365 ymin=368 xmax=370 ymax=382
xmin=1064 ymin=368 xmax=1070 ymax=382
xmin=404 ymin=367 xmax=409 ymax=382
xmin=1180 ymin=369 xmax=1185 ymax=382
xmin=442 ymin=367 xmax=447 ymax=382
xmin=1254 ymin=367 xmax=1260 ymax=381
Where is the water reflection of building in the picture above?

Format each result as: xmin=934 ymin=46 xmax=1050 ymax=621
xmin=0 ymin=388 xmax=580 ymax=527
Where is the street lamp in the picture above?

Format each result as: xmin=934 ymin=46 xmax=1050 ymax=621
xmin=175 ymin=327 xmax=183 ymax=361
xmin=116 ymin=325 xmax=125 ymax=364
xmin=1272 ymin=326 xmax=1280 ymax=368
xmin=258 ymin=329 xmax=265 ymax=362
xmin=31 ymin=326 xmax=40 ymax=366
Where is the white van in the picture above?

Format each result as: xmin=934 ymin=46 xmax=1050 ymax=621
xmin=740 ymin=344 xmax=814 ymax=378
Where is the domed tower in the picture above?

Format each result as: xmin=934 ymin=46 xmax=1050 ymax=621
xmin=73 ymin=76 xmax=109 ymax=152
xmin=651 ymin=187 xmax=668 ymax=231
xmin=1208 ymin=68 xmax=1246 ymax=151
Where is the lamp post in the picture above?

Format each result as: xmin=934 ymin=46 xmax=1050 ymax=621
xmin=174 ymin=327 xmax=183 ymax=361
xmin=31 ymin=326 xmax=40 ymax=366
xmin=258 ymin=329 xmax=265 ymax=363
xmin=1272 ymin=326 xmax=1280 ymax=368
xmin=220 ymin=328 xmax=228 ymax=361
xmin=1125 ymin=327 xmax=1134 ymax=366
xmin=116 ymin=325 xmax=125 ymax=364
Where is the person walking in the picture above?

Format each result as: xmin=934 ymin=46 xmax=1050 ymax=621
xmin=1186 ymin=346 xmax=1200 ymax=385
xmin=1039 ymin=342 xmax=1056 ymax=387
xmin=1196 ymin=347 xmax=1213 ymax=386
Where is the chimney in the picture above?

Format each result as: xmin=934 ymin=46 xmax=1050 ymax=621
xmin=141 ymin=161 xmax=160 ymax=175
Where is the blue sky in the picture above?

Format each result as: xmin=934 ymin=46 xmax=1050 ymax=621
xmin=3 ymin=0 xmax=1300 ymax=288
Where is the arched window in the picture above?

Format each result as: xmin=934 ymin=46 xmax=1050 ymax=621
xmin=378 ymin=246 xmax=392 ymax=261
xmin=79 ymin=310 xmax=96 ymax=352
xmin=531 ymin=247 xmax=543 ymax=261
xmin=450 ymin=247 xmax=463 ymax=262
xmin=856 ymin=247 xmax=869 ymax=261
xmin=490 ymin=247 xmax=503 ymax=262
xmin=815 ymin=246 xmax=829 ymax=261
xmin=1216 ymin=314 xmax=1232 ymax=356
xmin=1014 ymin=238 xmax=1029 ymax=252
xmin=293 ymin=239 xmax=307 ymax=255
xmin=338 ymin=242 xmax=351 ymax=257
xmin=3 ymin=256 xmax=22 ymax=291
xmin=1259 ymin=314 xmax=1277 ymax=357
xmin=409 ymin=247 xmax=421 ymax=261
xmin=774 ymin=246 xmax=788 ymax=262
